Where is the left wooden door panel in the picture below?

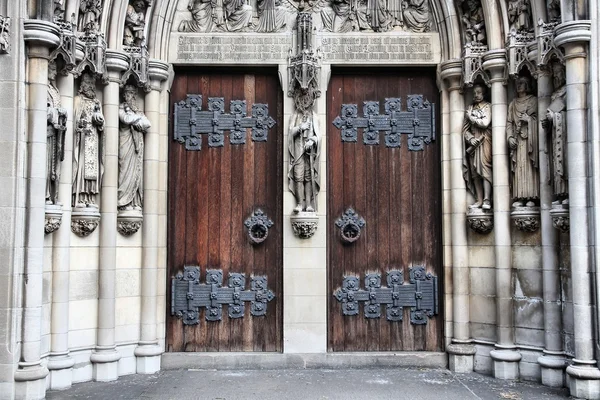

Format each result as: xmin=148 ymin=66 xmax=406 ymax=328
xmin=167 ymin=69 xmax=283 ymax=352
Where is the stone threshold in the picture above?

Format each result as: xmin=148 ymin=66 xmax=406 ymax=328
xmin=162 ymin=352 xmax=448 ymax=370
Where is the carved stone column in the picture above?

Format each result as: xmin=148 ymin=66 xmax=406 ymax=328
xmin=90 ymin=51 xmax=128 ymax=382
xmin=483 ymin=50 xmax=522 ymax=380
xmin=440 ymin=61 xmax=476 ymax=372
xmin=535 ymin=67 xmax=567 ymax=387
xmin=15 ymin=19 xmax=60 ymax=400
xmin=134 ymin=60 xmax=169 ymax=373
xmin=47 ymin=72 xmax=75 ymax=390
xmin=555 ymin=20 xmax=600 ymax=398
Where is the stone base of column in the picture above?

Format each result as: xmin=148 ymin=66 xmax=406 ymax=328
xmin=90 ymin=346 xmax=121 ymax=382
xmin=135 ymin=342 xmax=163 ymax=374
xmin=490 ymin=349 xmax=521 ymax=380
xmin=14 ymin=362 xmax=49 ymax=400
xmin=447 ymin=343 xmax=476 ymax=373
xmin=538 ymin=353 xmax=566 ymax=388
xmin=47 ymin=353 xmax=75 ymax=390
xmin=567 ymin=363 xmax=600 ymax=399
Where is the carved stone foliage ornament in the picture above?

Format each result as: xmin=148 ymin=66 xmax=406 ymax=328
xmin=290 ymin=213 xmax=319 ymax=239
xmin=71 ymin=208 xmax=101 ymax=237
xmin=332 ymin=96 xmax=436 ymax=151
xmin=0 ymin=16 xmax=10 ymax=55
xmin=335 ymin=208 xmax=365 ymax=244
xmin=550 ymin=203 xmax=569 ymax=233
xmin=467 ymin=209 xmax=494 ymax=234
xmin=174 ymin=94 xmax=276 ymax=151
xmin=511 ymin=206 xmax=540 ymax=232
xmin=244 ymin=209 xmax=274 ymax=245
xmin=171 ymin=266 xmax=275 ymax=325
xmin=45 ymin=204 xmax=63 ymax=235
xmin=333 ymin=267 xmax=438 ymax=324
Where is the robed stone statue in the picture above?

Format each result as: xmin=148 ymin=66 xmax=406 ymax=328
xmin=118 ymin=85 xmax=151 ymax=211
xmin=507 ymin=76 xmax=538 ymax=206
xmin=46 ymin=61 xmax=67 ymax=205
xmin=288 ymin=88 xmax=321 ymax=214
xmin=73 ymin=73 xmax=105 ymax=208
xmin=463 ymin=84 xmax=493 ymax=210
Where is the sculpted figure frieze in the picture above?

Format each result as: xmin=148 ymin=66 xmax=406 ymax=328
xmin=73 ymin=73 xmax=105 ymax=208
xmin=320 ymin=0 xmax=371 ymax=33
xmin=178 ymin=0 xmax=255 ymax=32
xmin=542 ymin=61 xmax=568 ymax=203
xmin=463 ymin=84 xmax=492 ymax=210
xmin=124 ymin=0 xmax=148 ymax=46
xmin=507 ymin=76 xmax=539 ymax=206
xmin=46 ymin=61 xmax=68 ymax=205
xmin=400 ymin=0 xmax=432 ymax=33
xmin=118 ymin=85 xmax=151 ymax=211
xmin=461 ymin=0 xmax=486 ymax=45
xmin=79 ymin=0 xmax=103 ymax=33
xmin=507 ymin=0 xmax=532 ymax=33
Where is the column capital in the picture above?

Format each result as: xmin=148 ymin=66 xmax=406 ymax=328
xmin=105 ymin=49 xmax=129 ymax=74
xmin=555 ymin=20 xmax=591 ymax=49
xmin=148 ymin=59 xmax=170 ymax=83
xmin=439 ymin=59 xmax=462 ymax=90
xmin=482 ymin=50 xmax=507 ymax=82
xmin=23 ymin=19 xmax=60 ymax=50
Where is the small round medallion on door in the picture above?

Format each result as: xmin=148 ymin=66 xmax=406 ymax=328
xmin=244 ymin=209 xmax=274 ymax=245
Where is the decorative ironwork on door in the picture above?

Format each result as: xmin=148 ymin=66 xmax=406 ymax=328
xmin=171 ymin=266 xmax=275 ymax=325
xmin=333 ymin=266 xmax=438 ymax=325
xmin=173 ymin=94 xmax=276 ymax=151
xmin=332 ymin=95 xmax=436 ymax=151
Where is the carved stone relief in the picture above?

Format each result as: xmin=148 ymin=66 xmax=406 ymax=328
xmin=72 ymin=73 xmax=105 ymax=209
xmin=124 ymin=0 xmax=149 ymax=46
xmin=79 ymin=0 xmax=103 ymax=34
xmin=178 ymin=0 xmax=262 ymax=33
xmin=463 ymin=84 xmax=492 ymax=212
xmin=0 ymin=16 xmax=10 ymax=55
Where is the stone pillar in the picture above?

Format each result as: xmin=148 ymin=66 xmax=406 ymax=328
xmin=555 ymin=20 xmax=600 ymax=399
xmin=90 ymin=52 xmax=129 ymax=381
xmin=14 ymin=20 xmax=60 ymax=400
xmin=134 ymin=60 xmax=169 ymax=373
xmin=535 ymin=67 xmax=566 ymax=387
xmin=483 ymin=50 xmax=522 ymax=380
xmin=281 ymin=62 xmax=328 ymax=353
xmin=440 ymin=61 xmax=476 ymax=372
xmin=47 ymin=72 xmax=75 ymax=390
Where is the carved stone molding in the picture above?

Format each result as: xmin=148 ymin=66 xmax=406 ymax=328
xmin=537 ymin=20 xmax=562 ymax=67
xmin=121 ymin=45 xmax=150 ymax=91
xmin=71 ymin=207 xmax=100 ymax=237
xmin=462 ymin=44 xmax=489 ymax=87
xmin=117 ymin=209 xmax=143 ymax=236
xmin=290 ymin=212 xmax=318 ymax=239
xmin=511 ymin=206 xmax=540 ymax=232
xmin=467 ymin=208 xmax=493 ymax=234
xmin=74 ymin=32 xmax=107 ymax=79
xmin=0 ymin=16 xmax=11 ymax=54
xmin=507 ymin=30 xmax=536 ymax=77
xmin=45 ymin=204 xmax=63 ymax=234
xmin=50 ymin=20 xmax=77 ymax=74
xmin=550 ymin=203 xmax=569 ymax=233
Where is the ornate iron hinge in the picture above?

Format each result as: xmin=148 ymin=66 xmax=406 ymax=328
xmin=333 ymin=266 xmax=438 ymax=324
xmin=174 ymin=94 xmax=276 ymax=151
xmin=171 ymin=266 xmax=275 ymax=325
xmin=332 ymin=96 xmax=435 ymax=151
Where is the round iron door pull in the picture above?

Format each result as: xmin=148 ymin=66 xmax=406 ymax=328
xmin=244 ymin=209 xmax=274 ymax=245
xmin=335 ymin=208 xmax=366 ymax=244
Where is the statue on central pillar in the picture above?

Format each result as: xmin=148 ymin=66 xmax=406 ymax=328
xmin=46 ymin=60 xmax=67 ymax=206
xmin=288 ymin=82 xmax=321 ymax=214
xmin=507 ymin=76 xmax=539 ymax=206
xmin=463 ymin=84 xmax=492 ymax=210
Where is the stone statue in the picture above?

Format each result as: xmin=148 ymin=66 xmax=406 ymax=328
xmin=46 ymin=61 xmax=67 ymax=205
xmin=256 ymin=0 xmax=292 ymax=33
xmin=288 ymin=85 xmax=321 ymax=214
xmin=507 ymin=76 xmax=538 ymax=206
xmin=178 ymin=0 xmax=215 ymax=32
xmin=507 ymin=0 xmax=532 ymax=32
xmin=118 ymin=85 xmax=151 ymax=211
xmin=54 ymin=0 xmax=65 ymax=22
xmin=461 ymin=0 xmax=486 ymax=45
xmin=72 ymin=73 xmax=105 ymax=207
xmin=321 ymin=0 xmax=371 ymax=33
xmin=79 ymin=0 xmax=103 ymax=33
xmin=542 ymin=61 xmax=568 ymax=202
xmin=124 ymin=0 xmax=147 ymax=46
xmin=218 ymin=0 xmax=254 ymax=32
xmin=463 ymin=84 xmax=492 ymax=210
xmin=368 ymin=0 xmax=393 ymax=32
xmin=547 ymin=0 xmax=561 ymax=22
xmin=401 ymin=0 xmax=432 ymax=33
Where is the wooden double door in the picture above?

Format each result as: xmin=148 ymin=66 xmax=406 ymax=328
xmin=167 ymin=69 xmax=283 ymax=352
xmin=327 ymin=69 xmax=443 ymax=352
